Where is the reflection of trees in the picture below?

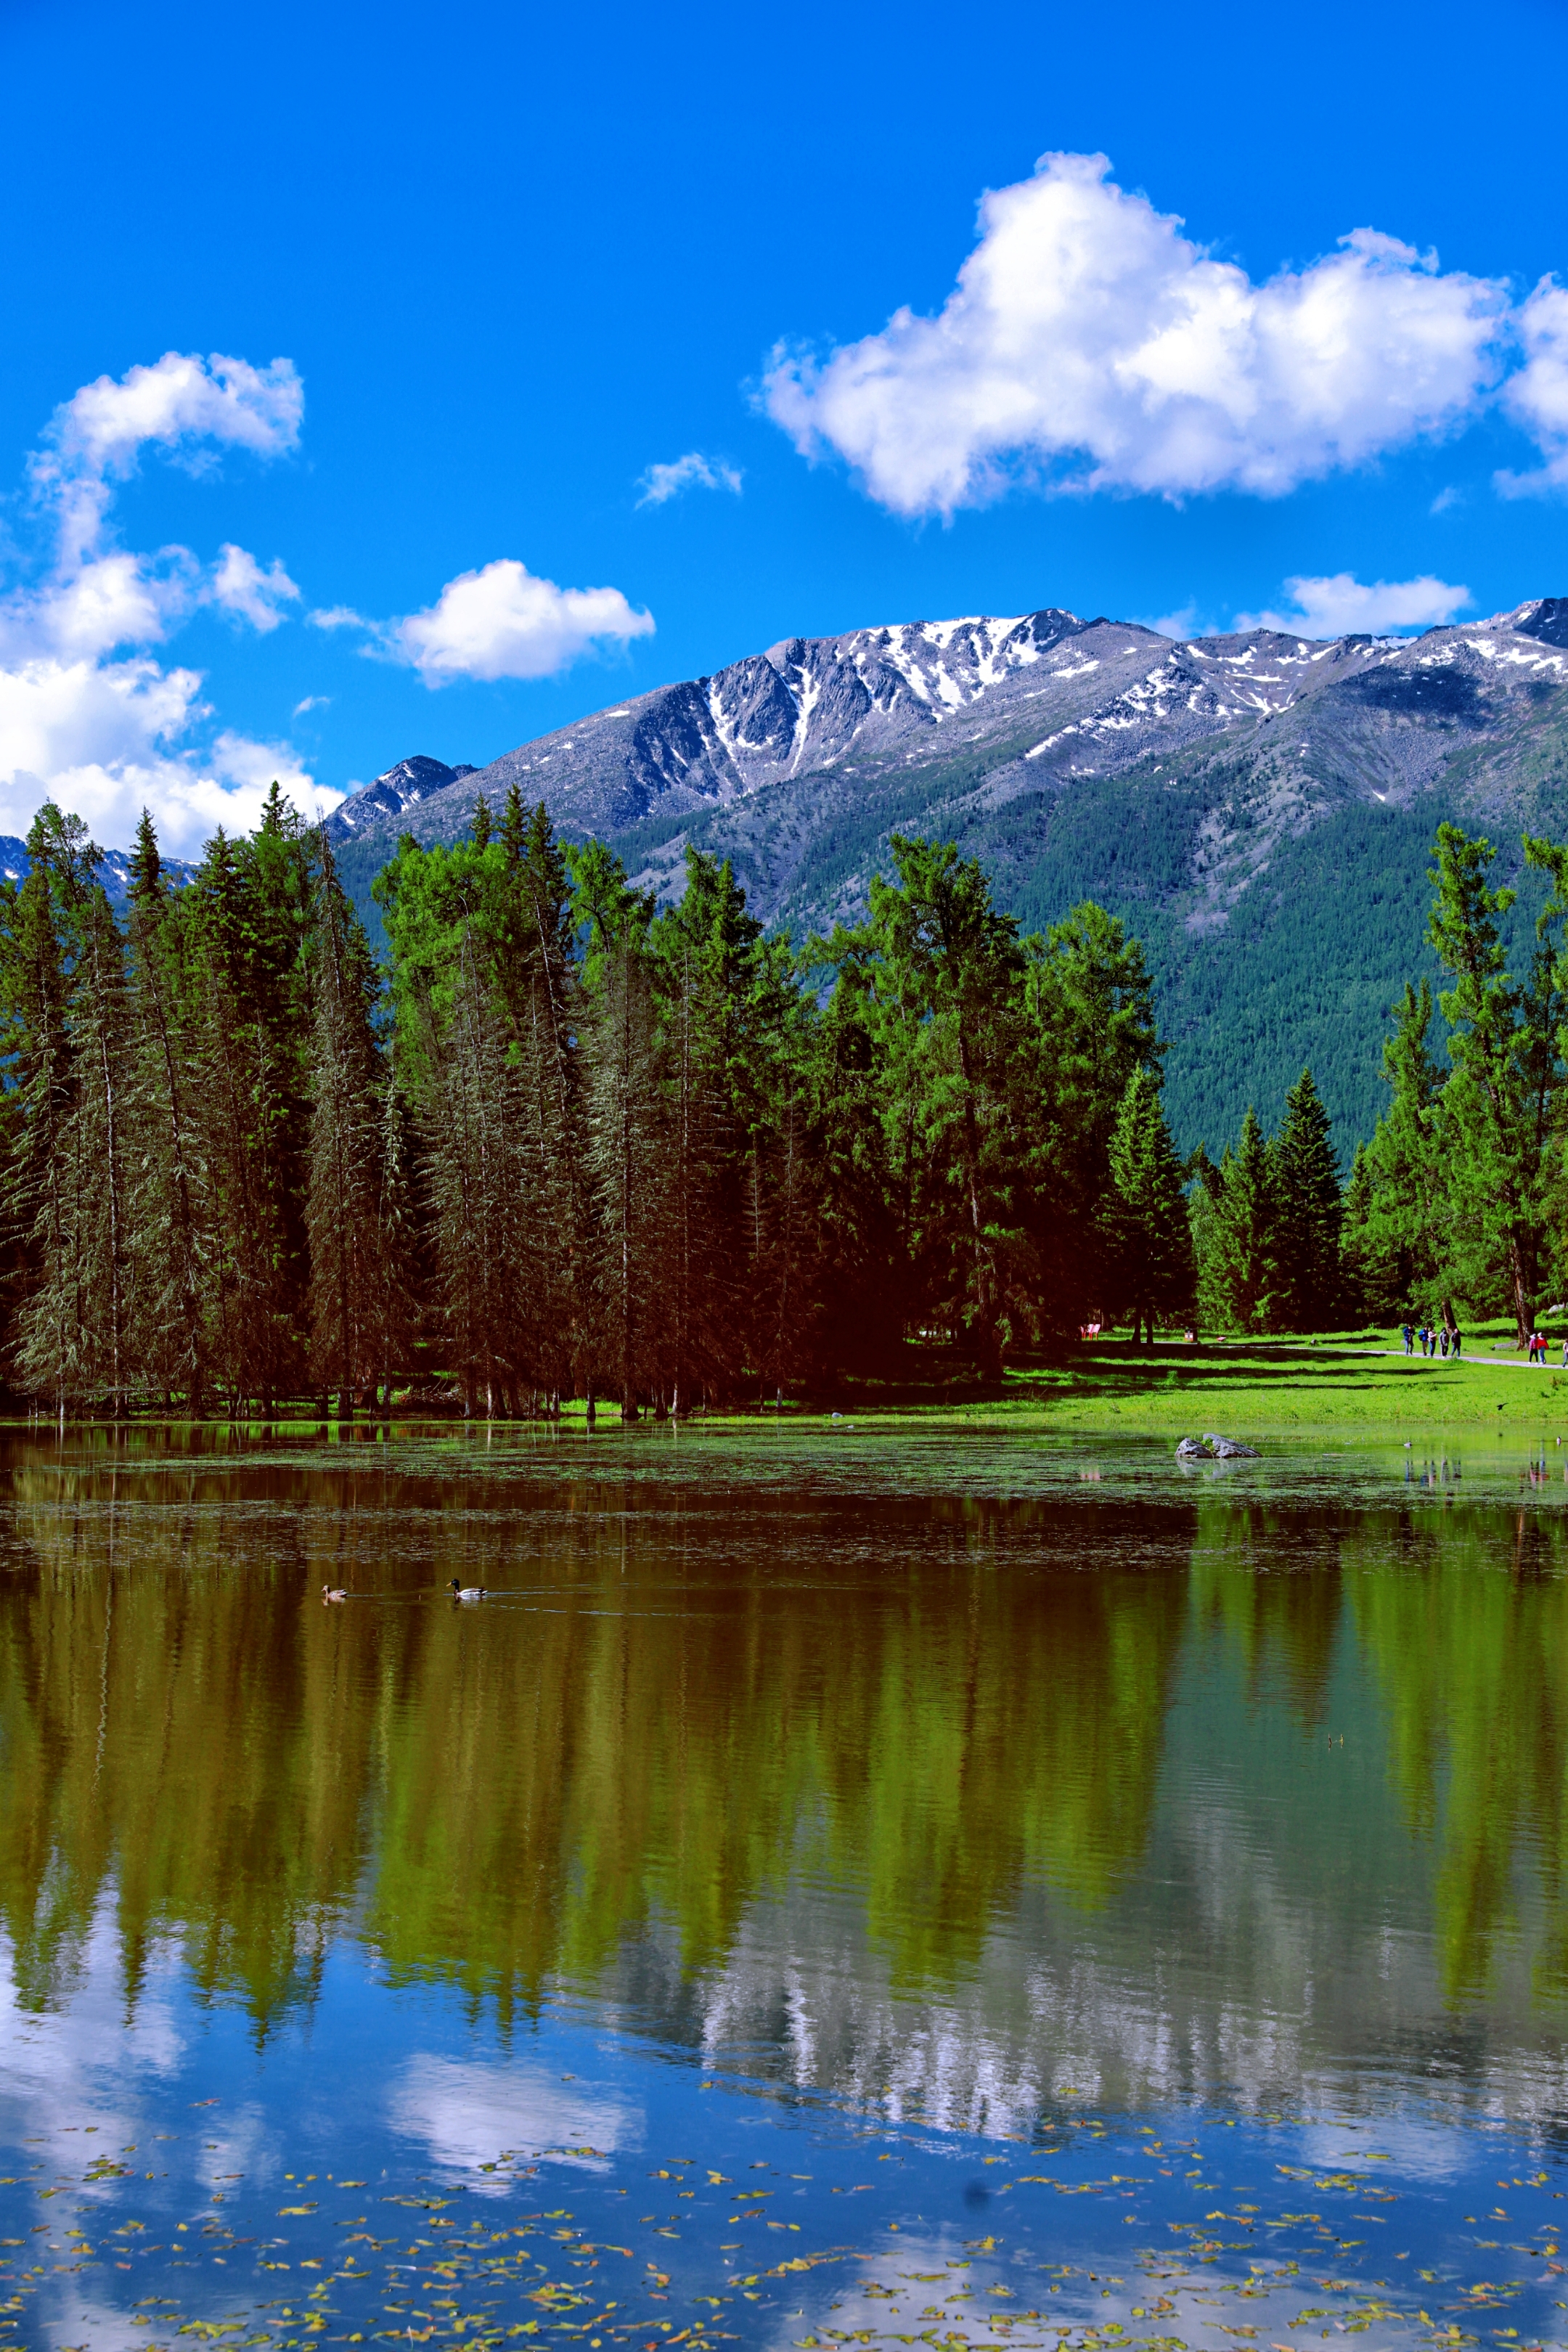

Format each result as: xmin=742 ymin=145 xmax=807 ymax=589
xmin=0 ymin=1458 xmax=1191 ymax=2024
xmin=1189 ymin=1503 xmax=1344 ymax=1728
xmin=1346 ymin=1504 xmax=1568 ymax=2004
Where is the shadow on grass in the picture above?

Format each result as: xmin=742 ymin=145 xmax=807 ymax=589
xmin=1010 ymin=1338 xmax=1489 ymax=1405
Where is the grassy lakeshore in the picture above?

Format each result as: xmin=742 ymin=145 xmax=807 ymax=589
xmin=818 ymin=1320 xmax=1568 ymax=1436
xmin=13 ymin=1323 xmax=1567 ymax=1440
xmin=987 ymin=1328 xmax=1567 ymax=1434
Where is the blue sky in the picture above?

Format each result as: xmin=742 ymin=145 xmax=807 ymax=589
xmin=1 ymin=0 xmax=1566 ymax=852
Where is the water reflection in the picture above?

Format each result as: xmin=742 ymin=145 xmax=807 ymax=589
xmin=1 ymin=1431 xmax=1568 ymax=2123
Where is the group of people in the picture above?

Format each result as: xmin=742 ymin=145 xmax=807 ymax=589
xmin=1400 ymin=1321 xmax=1463 ymax=1359
xmin=1400 ymin=1319 xmax=1568 ymax=1365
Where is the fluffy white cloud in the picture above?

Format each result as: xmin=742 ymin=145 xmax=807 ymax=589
xmin=33 ymin=349 xmax=303 ymax=567
xmin=1498 ymin=277 xmax=1568 ymax=494
xmin=364 ymin=558 xmax=654 ymax=685
xmin=211 ymin=542 xmax=301 ymax=631
xmin=1140 ymin=603 xmax=1204 ymax=640
xmin=763 ymin=152 xmax=1510 ymax=515
xmin=0 ymin=652 xmax=330 ymax=856
xmin=1238 ymin=571 xmax=1471 ymax=637
xmin=636 ymin=451 xmax=743 ymax=506
xmin=0 ymin=350 xmax=329 ymax=855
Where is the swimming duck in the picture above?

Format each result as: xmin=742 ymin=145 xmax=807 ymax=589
xmin=449 ymin=1577 xmax=487 ymax=1601
xmin=322 ymin=1584 xmax=348 ymax=1603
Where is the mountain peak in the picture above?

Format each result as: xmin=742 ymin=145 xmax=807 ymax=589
xmin=325 ymin=754 xmax=477 ymax=841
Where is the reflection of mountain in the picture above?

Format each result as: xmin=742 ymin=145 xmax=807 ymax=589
xmin=2 ymin=1437 xmax=1568 ymax=2125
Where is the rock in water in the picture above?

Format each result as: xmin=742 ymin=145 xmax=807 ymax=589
xmin=1204 ymin=1433 xmax=1260 ymax=1458
xmin=1175 ymin=1437 xmax=1212 ymax=1458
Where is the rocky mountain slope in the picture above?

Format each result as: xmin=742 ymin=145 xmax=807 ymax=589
xmin=0 ymin=839 xmax=196 ymax=905
xmin=330 ymin=599 xmax=1568 ymax=1155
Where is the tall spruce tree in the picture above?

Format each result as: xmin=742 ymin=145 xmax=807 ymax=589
xmin=1426 ymin=823 xmax=1564 ymax=1342
xmin=1204 ymin=1108 xmax=1279 ymax=1334
xmin=1356 ymin=979 xmax=1445 ymax=1314
xmin=306 ymin=833 xmax=399 ymax=1416
xmin=125 ymin=809 xmax=211 ymax=1407
xmin=0 ymin=828 xmax=78 ymax=1406
xmin=1272 ymin=1068 xmax=1343 ymax=1332
xmin=1104 ymin=1069 xmax=1195 ymax=1344
xmin=854 ymin=836 xmax=1028 ymax=1377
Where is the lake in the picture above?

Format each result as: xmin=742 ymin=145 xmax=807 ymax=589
xmin=1 ymin=1424 xmax=1566 ymax=2352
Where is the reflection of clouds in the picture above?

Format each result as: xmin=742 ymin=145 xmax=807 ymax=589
xmin=389 ymin=2055 xmax=642 ymax=2186
xmin=38 ymin=2287 xmax=148 ymax=2351
xmin=195 ymin=2103 xmax=277 ymax=2192
xmin=0 ymin=1903 xmax=185 ymax=2192
xmin=1297 ymin=2118 xmax=1462 ymax=2181
xmin=804 ymin=2226 xmax=1430 ymax=2352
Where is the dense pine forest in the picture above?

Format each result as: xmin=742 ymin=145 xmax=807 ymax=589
xmin=3 ymin=784 xmax=1567 ymax=1418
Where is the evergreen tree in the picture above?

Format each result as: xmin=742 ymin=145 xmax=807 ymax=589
xmin=189 ymin=788 xmax=317 ymax=1407
xmin=306 ymin=833 xmax=400 ymax=1416
xmin=1426 ymin=824 xmax=1565 ymax=1342
xmin=1272 ymin=1068 xmax=1343 ymax=1331
xmin=852 ymin=836 xmax=1028 ymax=1376
xmin=0 ymin=828 xmax=78 ymax=1405
xmin=1355 ymin=981 xmax=1444 ymax=1315
xmin=1024 ymin=902 xmax=1162 ymax=1333
xmin=124 ymin=808 xmax=211 ymax=1408
xmin=1205 ymin=1108 xmax=1279 ymax=1334
xmin=11 ymin=810 xmax=136 ymax=1412
xmin=1103 ymin=1069 xmax=1195 ymax=1344
xmin=584 ymin=917 xmax=666 ymax=1419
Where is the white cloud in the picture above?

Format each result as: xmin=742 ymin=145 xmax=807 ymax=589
xmin=33 ymin=349 xmax=303 ymax=568
xmin=1238 ymin=571 xmax=1471 ymax=637
xmin=211 ymin=542 xmax=301 ymax=632
xmin=308 ymin=603 xmax=372 ymax=632
xmin=361 ymin=557 xmax=655 ymax=685
xmin=1140 ymin=603 xmax=1203 ymax=639
xmin=0 ymin=651 xmax=331 ymax=854
xmin=293 ymin=693 xmax=330 ymax=716
xmin=0 ymin=550 xmax=198 ymax=664
xmin=0 ymin=350 xmax=330 ymax=855
xmin=763 ymin=152 xmax=1510 ymax=515
xmin=389 ymin=2054 xmax=640 ymax=2184
xmin=1498 ymin=276 xmax=1568 ymax=494
xmin=636 ymin=451 xmax=743 ymax=506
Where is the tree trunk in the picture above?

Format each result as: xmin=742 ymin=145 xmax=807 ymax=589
xmin=1511 ymin=1233 xmax=1534 ymax=1346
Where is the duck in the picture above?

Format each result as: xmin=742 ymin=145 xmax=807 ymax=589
xmin=449 ymin=1577 xmax=487 ymax=1601
xmin=322 ymin=1584 xmax=348 ymax=1603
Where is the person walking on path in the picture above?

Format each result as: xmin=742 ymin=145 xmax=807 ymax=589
xmin=1452 ymin=1326 xmax=1463 ymax=1359
xmin=1401 ymin=1322 xmax=1414 ymax=1355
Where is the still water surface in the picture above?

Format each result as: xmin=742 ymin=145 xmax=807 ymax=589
xmin=1 ymin=1426 xmax=1567 ymax=2352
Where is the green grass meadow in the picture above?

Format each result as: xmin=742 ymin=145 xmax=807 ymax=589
xmin=942 ymin=1321 xmax=1568 ymax=1437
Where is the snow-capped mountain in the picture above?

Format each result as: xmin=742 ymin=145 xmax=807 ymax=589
xmin=337 ymin=598 xmax=1568 ymax=856
xmin=324 ymin=754 xmax=478 ymax=841
xmin=330 ymin=595 xmax=1568 ymax=1151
